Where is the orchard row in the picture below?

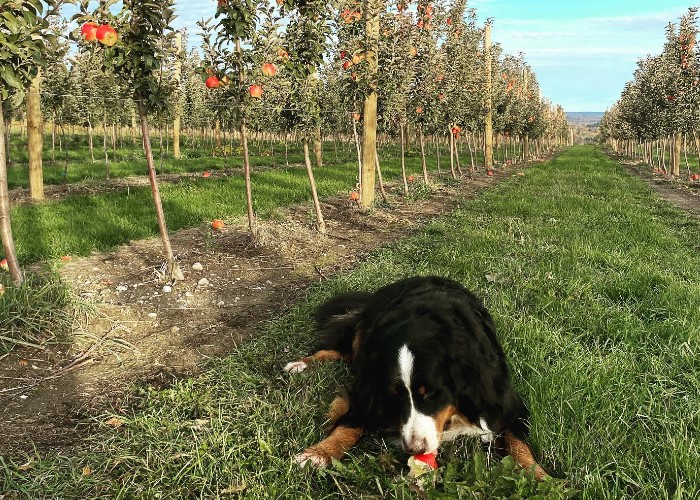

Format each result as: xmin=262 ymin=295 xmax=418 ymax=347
xmin=600 ymin=8 xmax=700 ymax=178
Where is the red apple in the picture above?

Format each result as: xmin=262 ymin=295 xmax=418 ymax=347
xmin=343 ymin=60 xmax=353 ymax=70
xmin=0 ymin=258 xmax=8 ymax=271
xmin=262 ymin=63 xmax=278 ymax=77
xmin=350 ymin=191 xmax=359 ymax=201
xmin=353 ymin=112 xmax=361 ymax=121
xmin=413 ymin=453 xmax=437 ymax=470
xmin=487 ymin=170 xmax=494 ymax=177
xmin=80 ymin=22 xmax=99 ymax=42
xmin=249 ymin=84 xmax=263 ymax=98
xmin=415 ymin=106 xmax=423 ymax=114
xmin=212 ymin=219 xmax=225 ymax=230
xmin=96 ymin=24 xmax=118 ymax=46
xmin=202 ymin=171 xmax=212 ymax=178
xmin=408 ymin=175 xmax=415 ymax=183
xmin=205 ymin=76 xmax=220 ymax=89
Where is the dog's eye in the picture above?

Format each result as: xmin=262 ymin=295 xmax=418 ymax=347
xmin=417 ymin=386 xmax=436 ymax=399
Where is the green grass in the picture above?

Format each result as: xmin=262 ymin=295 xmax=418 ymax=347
xmin=0 ymin=270 xmax=80 ymax=353
xmin=3 ymin=145 xmax=697 ymax=498
xmin=4 ymin=135 xmax=501 ymax=265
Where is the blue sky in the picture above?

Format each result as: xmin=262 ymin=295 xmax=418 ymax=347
xmin=93 ymin=1 xmax=699 ymax=112
xmin=469 ymin=0 xmax=699 ymax=111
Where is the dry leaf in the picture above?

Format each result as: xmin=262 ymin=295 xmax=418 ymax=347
xmin=18 ymin=459 xmax=34 ymax=471
xmin=485 ymin=274 xmax=497 ymax=283
xmin=105 ymin=417 xmax=125 ymax=428
xmin=18 ymin=359 xmax=29 ymax=367
xmin=82 ymin=465 xmax=92 ymax=476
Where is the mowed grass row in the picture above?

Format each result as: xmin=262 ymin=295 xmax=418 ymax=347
xmin=5 ymin=132 xmax=506 ymax=189
xmin=3 ymin=145 xmax=698 ymax=498
xmin=8 ymin=145 xmax=459 ymax=264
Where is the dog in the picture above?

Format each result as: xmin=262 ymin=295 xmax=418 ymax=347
xmin=284 ymin=276 xmax=548 ymax=480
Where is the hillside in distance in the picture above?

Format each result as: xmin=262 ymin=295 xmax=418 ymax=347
xmin=566 ymin=112 xmax=604 ymax=126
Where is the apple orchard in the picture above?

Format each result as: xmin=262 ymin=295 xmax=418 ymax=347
xmin=0 ymin=0 xmax=571 ymax=284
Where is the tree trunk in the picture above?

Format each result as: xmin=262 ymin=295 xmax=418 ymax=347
xmin=0 ymin=100 xmax=23 ymax=284
xmin=27 ymin=72 xmax=44 ymax=200
xmin=374 ymin=149 xmax=387 ymax=203
xmin=303 ymin=139 xmax=326 ymax=234
xmin=136 ymin=99 xmax=183 ymax=282
xmin=173 ymin=32 xmax=183 ymax=159
xmin=484 ymin=23 xmax=494 ymax=172
xmin=314 ymin=125 xmax=322 ymax=167
xmin=418 ymin=125 xmax=429 ymax=183
xmin=352 ymin=117 xmax=362 ymax=190
xmin=240 ymin=120 xmax=257 ymax=237
xmin=672 ymin=131 xmax=681 ymax=177
xmin=87 ymin=121 xmax=95 ymax=162
xmin=400 ymin=122 xmax=408 ymax=194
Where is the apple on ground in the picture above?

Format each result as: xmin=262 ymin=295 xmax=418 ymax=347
xmin=212 ymin=219 xmax=225 ymax=230
xmin=203 ymin=171 xmax=212 ymax=178
xmin=487 ymin=170 xmax=494 ymax=177
xmin=80 ymin=22 xmax=99 ymax=42
xmin=0 ymin=258 xmax=8 ymax=271
xmin=96 ymin=24 xmax=118 ymax=46
xmin=349 ymin=191 xmax=359 ymax=201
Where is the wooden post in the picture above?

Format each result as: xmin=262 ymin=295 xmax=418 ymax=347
xmin=484 ymin=23 xmax=494 ymax=172
xmin=27 ymin=71 xmax=44 ymax=200
xmin=360 ymin=0 xmax=380 ymax=208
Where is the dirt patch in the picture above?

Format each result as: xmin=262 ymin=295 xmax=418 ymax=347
xmin=0 ymin=166 xmax=527 ymax=457
xmin=618 ymin=156 xmax=700 ymax=218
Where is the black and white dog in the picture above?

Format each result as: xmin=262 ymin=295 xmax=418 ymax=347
xmin=285 ymin=276 xmax=547 ymax=480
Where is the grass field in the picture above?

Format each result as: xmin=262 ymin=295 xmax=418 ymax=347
xmin=6 ymin=133 xmax=507 ymax=265
xmin=1 ymin=145 xmax=698 ymax=499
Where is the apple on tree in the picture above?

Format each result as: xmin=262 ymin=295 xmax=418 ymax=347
xmin=80 ymin=22 xmax=99 ymax=42
xmin=205 ymin=76 xmax=220 ymax=88
xmin=262 ymin=63 xmax=278 ymax=77
xmin=96 ymin=24 xmax=118 ymax=46
xmin=249 ymin=84 xmax=263 ymax=98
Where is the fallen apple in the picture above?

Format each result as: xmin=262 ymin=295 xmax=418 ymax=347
xmin=487 ymin=170 xmax=494 ymax=177
xmin=96 ymin=24 xmax=118 ymax=46
xmin=212 ymin=219 xmax=225 ymax=230
xmin=80 ymin=22 xmax=99 ymax=42
xmin=0 ymin=258 xmax=7 ymax=271
xmin=350 ymin=191 xmax=359 ymax=201
xmin=202 ymin=171 xmax=212 ymax=178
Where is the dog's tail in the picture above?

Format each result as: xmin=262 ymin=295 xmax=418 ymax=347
xmin=315 ymin=291 xmax=373 ymax=355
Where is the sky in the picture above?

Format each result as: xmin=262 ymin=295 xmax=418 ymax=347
xmin=468 ymin=0 xmax=699 ymax=112
xmin=95 ymin=1 xmax=700 ymax=113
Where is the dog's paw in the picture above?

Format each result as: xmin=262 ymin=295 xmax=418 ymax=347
xmin=284 ymin=360 xmax=308 ymax=374
xmin=294 ymin=449 xmax=330 ymax=468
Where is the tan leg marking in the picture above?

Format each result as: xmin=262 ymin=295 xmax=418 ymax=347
xmin=504 ymin=431 xmax=549 ymax=481
xmin=284 ymin=349 xmax=347 ymax=374
xmin=295 ymin=426 xmax=363 ymax=468
xmin=327 ymin=394 xmax=350 ymax=424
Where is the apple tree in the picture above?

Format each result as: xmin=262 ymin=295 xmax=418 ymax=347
xmin=72 ymin=0 xmax=183 ymax=281
xmin=0 ymin=0 xmax=70 ymax=284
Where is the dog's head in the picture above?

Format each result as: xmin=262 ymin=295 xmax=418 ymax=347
xmin=352 ymin=318 xmax=460 ymax=455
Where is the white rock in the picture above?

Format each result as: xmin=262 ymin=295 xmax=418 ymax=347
xmin=162 ymin=285 xmax=173 ymax=293
xmin=148 ymin=312 xmax=158 ymax=318
xmin=192 ymin=262 xmax=204 ymax=271
xmin=198 ymin=278 xmax=210 ymax=287
xmin=116 ymin=285 xmax=128 ymax=292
